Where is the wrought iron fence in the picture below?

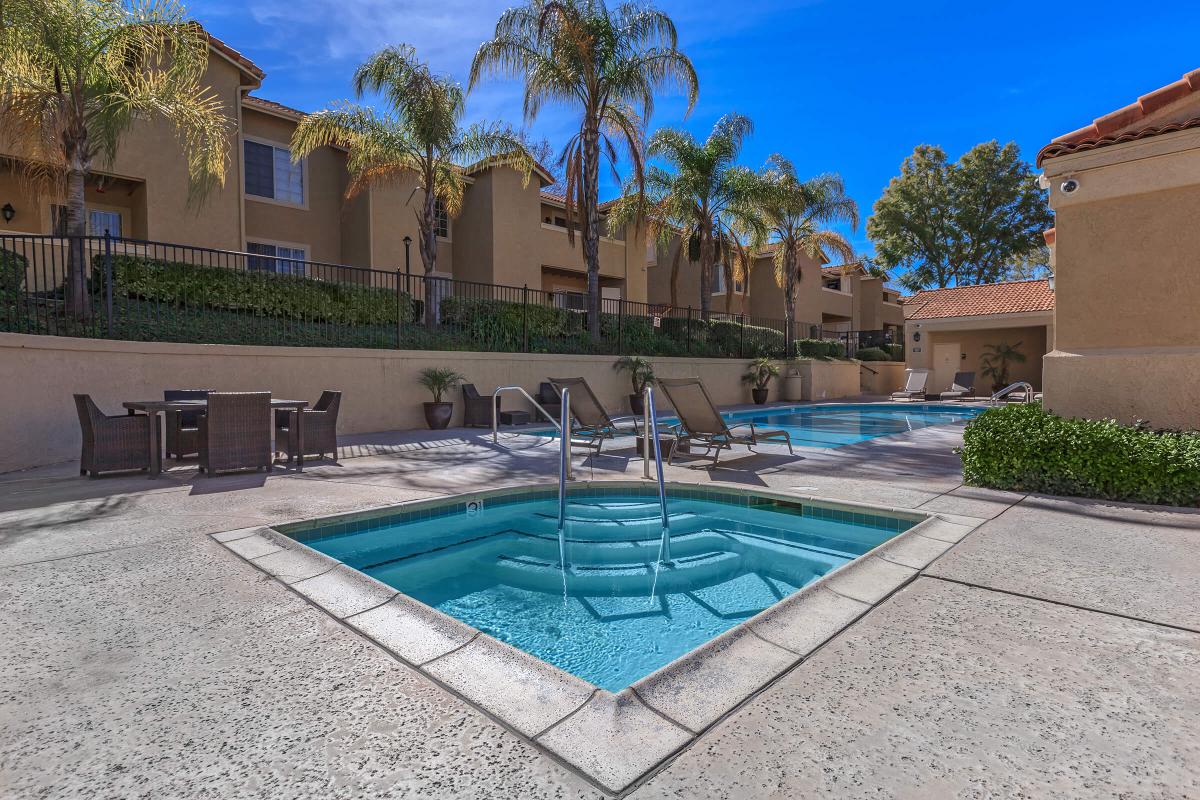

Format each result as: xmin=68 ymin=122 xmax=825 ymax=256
xmin=0 ymin=233 xmax=889 ymax=359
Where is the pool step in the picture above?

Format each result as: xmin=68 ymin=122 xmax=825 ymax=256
xmin=491 ymin=548 xmax=743 ymax=597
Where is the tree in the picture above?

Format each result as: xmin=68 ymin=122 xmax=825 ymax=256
xmin=0 ymin=0 xmax=231 ymax=317
xmin=470 ymin=0 xmax=698 ymax=341
xmin=755 ymin=155 xmax=858 ymax=352
xmin=293 ymin=45 xmax=533 ymax=327
xmin=867 ymin=141 xmax=1053 ymax=292
xmin=980 ymin=341 xmax=1027 ymax=392
xmin=610 ymin=114 xmax=759 ymax=320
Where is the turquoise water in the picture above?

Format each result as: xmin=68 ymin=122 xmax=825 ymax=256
xmin=293 ymin=489 xmax=912 ymax=691
xmin=533 ymin=402 xmax=981 ymax=448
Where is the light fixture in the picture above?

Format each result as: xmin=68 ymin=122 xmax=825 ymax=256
xmin=1 ymin=203 xmax=14 ymax=223
xmin=1047 ymin=273 xmax=1055 ymax=291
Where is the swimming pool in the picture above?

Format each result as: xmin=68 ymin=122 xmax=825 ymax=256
xmin=287 ymin=485 xmax=915 ymax=691
xmin=533 ymin=401 xmax=982 ymax=448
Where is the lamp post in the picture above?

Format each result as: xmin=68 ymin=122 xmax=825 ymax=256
xmin=403 ymin=235 xmax=412 ymax=275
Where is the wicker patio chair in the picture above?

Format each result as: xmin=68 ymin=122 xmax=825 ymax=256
xmin=74 ymin=394 xmax=156 ymax=477
xmin=276 ymin=390 xmax=342 ymax=462
xmin=163 ymin=388 xmax=211 ymax=460
xmin=461 ymin=384 xmax=501 ymax=427
xmin=536 ymin=382 xmax=562 ymax=421
xmin=656 ymin=378 xmax=793 ymax=468
xmin=198 ymin=391 xmax=272 ymax=475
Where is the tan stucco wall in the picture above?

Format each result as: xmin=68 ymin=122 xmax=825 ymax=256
xmin=907 ymin=324 xmax=1047 ymax=392
xmin=792 ymin=360 xmax=863 ymax=401
xmin=858 ymin=362 xmax=908 ymax=395
xmin=0 ymin=333 xmax=860 ymax=473
xmin=1043 ymin=347 xmax=1200 ymax=430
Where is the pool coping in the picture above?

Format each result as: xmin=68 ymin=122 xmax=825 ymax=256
xmin=210 ymin=481 xmax=986 ymax=796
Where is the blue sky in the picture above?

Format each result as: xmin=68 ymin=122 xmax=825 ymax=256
xmin=199 ymin=0 xmax=1200 ymax=255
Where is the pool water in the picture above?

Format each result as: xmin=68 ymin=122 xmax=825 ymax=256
xmin=292 ymin=488 xmax=913 ymax=691
xmin=532 ymin=402 xmax=981 ymax=448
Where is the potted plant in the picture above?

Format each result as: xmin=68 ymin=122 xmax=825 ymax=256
xmin=614 ymin=356 xmax=655 ymax=414
xmin=742 ymin=356 xmax=780 ymax=405
xmin=980 ymin=342 xmax=1026 ymax=392
xmin=417 ymin=367 xmax=465 ymax=430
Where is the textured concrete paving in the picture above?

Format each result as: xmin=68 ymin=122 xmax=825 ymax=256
xmin=2 ymin=411 xmax=1198 ymax=798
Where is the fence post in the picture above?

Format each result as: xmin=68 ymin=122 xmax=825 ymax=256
xmin=618 ymin=298 xmax=624 ymax=354
xmin=395 ymin=269 xmax=403 ymax=348
xmin=103 ymin=231 xmax=114 ymax=337
xmin=739 ymin=313 xmax=745 ymax=359
xmin=522 ymin=284 xmax=529 ymax=353
xmin=686 ymin=306 xmax=693 ymax=354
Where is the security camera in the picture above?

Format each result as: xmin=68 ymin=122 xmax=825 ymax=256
xmin=1060 ymin=178 xmax=1079 ymax=194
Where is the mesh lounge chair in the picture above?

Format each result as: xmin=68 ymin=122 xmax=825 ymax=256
xmin=164 ymin=388 xmax=211 ymax=460
xmin=890 ymin=369 xmax=929 ymax=401
xmin=276 ymin=390 xmax=341 ymax=462
xmin=198 ymin=391 xmax=272 ymax=475
xmin=938 ymin=372 xmax=975 ymax=401
xmin=548 ymin=377 xmax=637 ymax=453
xmin=74 ymin=394 xmax=156 ymax=477
xmin=461 ymin=384 xmax=501 ymax=427
xmin=656 ymin=377 xmax=793 ymax=468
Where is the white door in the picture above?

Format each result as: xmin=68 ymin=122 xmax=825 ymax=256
xmin=933 ymin=343 xmax=960 ymax=393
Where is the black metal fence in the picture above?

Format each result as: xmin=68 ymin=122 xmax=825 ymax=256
xmin=0 ymin=233 xmax=895 ymax=359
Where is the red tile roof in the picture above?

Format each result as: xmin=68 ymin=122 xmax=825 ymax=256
xmin=205 ymin=32 xmax=265 ymax=82
xmin=243 ymin=95 xmax=304 ymax=120
xmin=904 ymin=279 xmax=1055 ymax=320
xmin=1038 ymin=69 xmax=1200 ymax=165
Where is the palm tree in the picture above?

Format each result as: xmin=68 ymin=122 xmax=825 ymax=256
xmin=724 ymin=217 xmax=767 ymax=314
xmin=470 ymin=0 xmax=698 ymax=341
xmin=293 ymin=46 xmax=534 ymax=323
xmin=755 ymin=155 xmax=859 ymax=353
xmin=0 ymin=0 xmax=231 ymax=317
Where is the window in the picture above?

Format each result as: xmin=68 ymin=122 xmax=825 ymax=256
xmin=712 ymin=264 xmax=726 ymax=294
xmin=434 ymin=199 xmax=449 ymax=239
xmin=823 ymin=277 xmax=843 ymax=292
xmin=244 ymin=139 xmax=304 ymax=204
xmin=51 ymin=205 xmax=122 ymax=237
xmin=646 ymin=240 xmax=657 ymax=266
xmin=734 ymin=276 xmax=745 ymax=294
xmin=247 ymin=242 xmax=307 ymax=275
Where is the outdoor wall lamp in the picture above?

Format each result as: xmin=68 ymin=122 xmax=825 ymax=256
xmin=2 ymin=203 xmax=14 ymax=223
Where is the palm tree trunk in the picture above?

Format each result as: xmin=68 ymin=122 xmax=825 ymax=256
xmin=784 ymin=248 xmax=797 ymax=356
xmin=419 ymin=178 xmax=438 ymax=332
xmin=65 ymin=168 xmax=90 ymax=319
xmin=581 ymin=125 xmax=602 ymax=342
xmin=668 ymin=240 xmax=682 ymax=308
xmin=698 ymin=222 xmax=712 ymax=321
xmin=724 ymin=262 xmax=734 ymax=314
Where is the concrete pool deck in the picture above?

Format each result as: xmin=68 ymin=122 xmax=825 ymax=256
xmin=1 ymin=411 xmax=1198 ymax=798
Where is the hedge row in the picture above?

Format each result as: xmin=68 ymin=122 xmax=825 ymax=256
xmin=92 ymin=254 xmax=417 ymax=326
xmin=1 ymin=249 xmax=27 ymax=301
xmin=960 ymin=403 xmax=1200 ymax=506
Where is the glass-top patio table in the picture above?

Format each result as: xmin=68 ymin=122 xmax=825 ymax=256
xmin=122 ymin=398 xmax=309 ymax=477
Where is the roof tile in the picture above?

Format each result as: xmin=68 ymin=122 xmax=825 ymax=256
xmin=904 ymin=279 xmax=1054 ymax=320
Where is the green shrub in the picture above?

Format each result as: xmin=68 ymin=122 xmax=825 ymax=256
xmin=960 ymin=403 xmax=1200 ymax=506
xmin=854 ymin=347 xmax=890 ymax=361
xmin=93 ymin=254 xmax=416 ymax=326
xmin=884 ymin=343 xmax=905 ymax=361
xmin=0 ymin=249 xmax=27 ymax=301
xmin=795 ymin=338 xmax=844 ymax=359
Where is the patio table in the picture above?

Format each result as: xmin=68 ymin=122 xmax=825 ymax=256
xmin=122 ymin=398 xmax=309 ymax=477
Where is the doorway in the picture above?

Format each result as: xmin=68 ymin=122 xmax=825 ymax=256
xmin=933 ymin=342 xmax=960 ymax=394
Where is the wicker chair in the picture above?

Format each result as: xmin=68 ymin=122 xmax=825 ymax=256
xmin=462 ymin=384 xmax=500 ymax=427
xmin=74 ymin=394 xmax=155 ymax=477
xmin=164 ymin=388 xmax=211 ymax=460
xmin=198 ymin=392 xmax=272 ymax=475
xmin=276 ymin=390 xmax=341 ymax=462
xmin=536 ymin=382 xmax=562 ymax=421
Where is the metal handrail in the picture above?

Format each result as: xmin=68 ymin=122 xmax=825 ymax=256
xmin=491 ymin=386 xmax=561 ymax=444
xmin=556 ymin=388 xmax=572 ymax=570
xmin=990 ymin=381 xmax=1035 ymax=404
xmin=642 ymin=385 xmax=671 ymax=563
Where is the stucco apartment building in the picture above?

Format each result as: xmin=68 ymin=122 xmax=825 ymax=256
xmin=645 ymin=243 xmax=906 ymax=334
xmin=0 ymin=34 xmax=652 ymax=303
xmin=1038 ymin=68 xmax=1200 ymax=430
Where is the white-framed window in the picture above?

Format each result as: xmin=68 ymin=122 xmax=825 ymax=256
xmin=645 ymin=239 xmax=657 ymax=266
xmin=712 ymin=264 xmax=726 ymax=295
xmin=244 ymin=139 xmax=305 ymax=204
xmin=434 ymin=199 xmax=450 ymax=239
xmin=51 ymin=205 xmax=122 ymax=237
xmin=247 ymin=241 xmax=307 ymax=275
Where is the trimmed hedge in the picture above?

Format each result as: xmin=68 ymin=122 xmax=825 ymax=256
xmin=960 ymin=403 xmax=1200 ymax=506
xmin=1 ymin=249 xmax=26 ymax=301
xmin=854 ymin=346 xmax=891 ymax=361
xmin=93 ymin=254 xmax=417 ymax=325
xmin=795 ymin=338 xmax=844 ymax=359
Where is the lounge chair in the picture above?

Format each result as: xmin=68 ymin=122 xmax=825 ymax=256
xmin=164 ymin=388 xmax=211 ymax=460
xmin=74 ymin=394 xmax=156 ymax=477
xmin=535 ymin=382 xmax=562 ymax=421
xmin=656 ymin=377 xmax=793 ymax=468
xmin=276 ymin=390 xmax=341 ymax=462
xmin=548 ymin=377 xmax=637 ymax=453
xmin=461 ymin=384 xmax=501 ymax=428
xmin=938 ymin=372 xmax=975 ymax=402
xmin=198 ymin=391 xmax=272 ymax=475
xmin=890 ymin=369 xmax=929 ymax=401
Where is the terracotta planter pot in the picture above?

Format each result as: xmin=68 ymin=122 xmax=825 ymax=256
xmin=751 ymin=387 xmax=769 ymax=405
xmin=423 ymin=402 xmax=454 ymax=430
xmin=629 ymin=394 xmax=645 ymax=415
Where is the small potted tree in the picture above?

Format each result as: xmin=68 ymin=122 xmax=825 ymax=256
xmin=980 ymin=342 xmax=1026 ymax=392
xmin=742 ymin=357 xmax=780 ymax=405
xmin=614 ymin=356 xmax=655 ymax=414
xmin=418 ymin=367 xmax=465 ymax=430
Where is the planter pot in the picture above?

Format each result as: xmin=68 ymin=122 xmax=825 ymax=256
xmin=423 ymin=401 xmax=454 ymax=430
xmin=629 ymin=394 xmax=645 ymax=415
xmin=752 ymin=388 xmax=769 ymax=405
